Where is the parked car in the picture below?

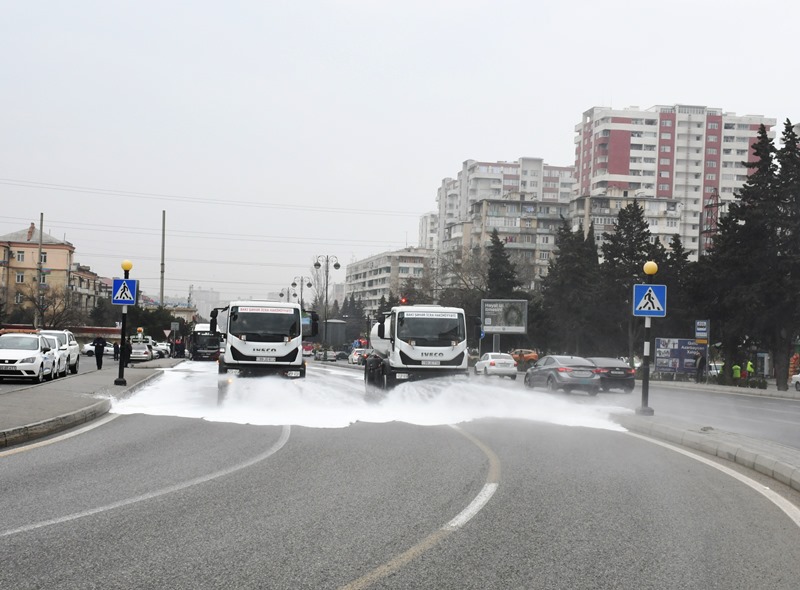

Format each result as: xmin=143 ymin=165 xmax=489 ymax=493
xmin=348 ymin=348 xmax=365 ymax=364
xmin=474 ymin=352 xmax=518 ymax=379
xmin=510 ymin=348 xmax=539 ymax=370
xmin=314 ymin=349 xmax=336 ymax=361
xmin=42 ymin=335 xmax=68 ymax=379
xmin=82 ymin=342 xmax=115 ymax=357
xmin=129 ymin=342 xmax=154 ymax=363
xmin=792 ymin=373 xmax=800 ymax=391
xmin=586 ymin=357 xmax=636 ymax=392
xmin=151 ymin=342 xmax=170 ymax=359
xmin=524 ymin=355 xmax=601 ymax=395
xmin=334 ymin=351 xmax=349 ymax=361
xmin=39 ymin=329 xmax=81 ymax=374
xmin=0 ymin=332 xmax=56 ymax=383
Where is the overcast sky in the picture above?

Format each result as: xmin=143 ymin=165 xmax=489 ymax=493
xmin=2 ymin=0 xmax=798 ymax=303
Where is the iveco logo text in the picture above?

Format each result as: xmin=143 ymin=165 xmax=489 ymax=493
xmin=252 ymin=348 xmax=278 ymax=352
xmin=420 ymin=352 xmax=445 ymax=357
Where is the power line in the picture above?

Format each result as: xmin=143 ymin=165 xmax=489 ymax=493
xmin=0 ymin=178 xmax=423 ymax=217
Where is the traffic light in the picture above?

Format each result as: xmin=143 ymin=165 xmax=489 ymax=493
xmin=400 ymin=296 xmax=408 ymax=305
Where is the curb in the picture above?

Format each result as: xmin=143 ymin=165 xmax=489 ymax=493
xmin=0 ymin=370 xmax=166 ymax=449
xmin=614 ymin=413 xmax=800 ymax=494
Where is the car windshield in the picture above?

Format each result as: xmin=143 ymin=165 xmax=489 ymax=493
xmin=42 ymin=332 xmax=67 ymax=346
xmin=0 ymin=336 xmax=38 ymax=350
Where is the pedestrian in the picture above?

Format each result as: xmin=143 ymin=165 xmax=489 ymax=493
xmin=732 ymin=362 xmax=741 ymax=383
xmin=113 ymin=341 xmax=120 ymax=361
xmin=695 ymin=352 xmax=706 ymax=383
xmin=746 ymin=359 xmax=755 ymax=382
xmin=92 ymin=335 xmax=107 ymax=369
xmin=124 ymin=338 xmax=133 ymax=368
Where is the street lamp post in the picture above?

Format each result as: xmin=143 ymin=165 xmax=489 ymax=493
xmin=114 ymin=260 xmax=133 ymax=386
xmin=637 ymin=260 xmax=658 ymax=416
xmin=279 ymin=288 xmax=297 ymax=302
xmin=313 ymin=255 xmax=340 ymax=349
xmin=291 ymin=276 xmax=313 ymax=310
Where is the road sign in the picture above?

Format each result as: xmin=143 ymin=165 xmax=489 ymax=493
xmin=695 ymin=319 xmax=709 ymax=339
xmin=163 ymin=329 xmax=172 ymax=338
xmin=111 ymin=278 xmax=138 ymax=305
xmin=632 ymin=284 xmax=667 ymax=317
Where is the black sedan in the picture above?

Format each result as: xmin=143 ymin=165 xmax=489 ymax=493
xmin=523 ymin=355 xmax=601 ymax=395
xmin=585 ymin=357 xmax=636 ymax=392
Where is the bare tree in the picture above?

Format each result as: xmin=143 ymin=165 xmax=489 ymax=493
xmin=16 ymin=283 xmax=88 ymax=328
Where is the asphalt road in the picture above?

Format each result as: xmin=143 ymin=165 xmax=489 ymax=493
xmin=2 ymin=363 xmax=800 ymax=588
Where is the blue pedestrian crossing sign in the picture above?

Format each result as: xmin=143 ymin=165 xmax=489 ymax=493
xmin=112 ymin=278 xmax=138 ymax=305
xmin=632 ymin=284 xmax=667 ymax=317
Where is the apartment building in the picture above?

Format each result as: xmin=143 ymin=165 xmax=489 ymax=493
xmin=345 ymin=247 xmax=434 ymax=314
xmin=435 ymin=157 xmax=575 ymax=290
xmin=573 ymin=105 xmax=776 ymax=258
xmin=0 ymin=223 xmax=111 ymax=319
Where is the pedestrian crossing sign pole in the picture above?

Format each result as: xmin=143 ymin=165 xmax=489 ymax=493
xmin=633 ymin=262 xmax=665 ymax=417
xmin=113 ymin=261 xmax=135 ymax=386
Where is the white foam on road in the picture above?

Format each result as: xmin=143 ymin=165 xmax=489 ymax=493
xmin=111 ymin=363 xmax=627 ymax=431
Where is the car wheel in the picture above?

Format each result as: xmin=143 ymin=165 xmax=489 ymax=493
xmin=473 ymin=367 xmax=479 ymax=375
xmin=61 ymin=362 xmax=68 ymax=378
xmin=70 ymin=356 xmax=79 ymax=374
xmin=588 ymin=387 xmax=599 ymax=396
xmin=795 ymin=381 xmax=800 ymax=392
xmin=524 ymin=373 xmax=532 ymax=387
xmin=34 ymin=365 xmax=45 ymax=383
xmin=546 ymin=377 xmax=559 ymax=393
xmin=600 ymin=385 xmax=609 ymax=392
xmin=510 ymin=375 xmax=517 ymax=381
xmin=483 ymin=368 xmax=489 ymax=377
xmin=624 ymin=384 xmax=635 ymax=393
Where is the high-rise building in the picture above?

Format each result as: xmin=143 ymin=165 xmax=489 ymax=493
xmin=435 ymin=158 xmax=575 ymax=290
xmin=573 ymin=105 xmax=776 ymax=258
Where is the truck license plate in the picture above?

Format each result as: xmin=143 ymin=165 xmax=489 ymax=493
xmin=256 ymin=357 xmax=276 ymax=362
xmin=422 ymin=360 xmax=440 ymax=366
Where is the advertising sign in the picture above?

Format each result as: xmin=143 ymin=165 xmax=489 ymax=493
xmin=655 ymin=338 xmax=707 ymax=375
xmin=481 ymin=299 xmax=528 ymax=335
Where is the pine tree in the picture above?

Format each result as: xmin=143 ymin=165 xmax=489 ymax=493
xmin=487 ymin=228 xmax=522 ymax=298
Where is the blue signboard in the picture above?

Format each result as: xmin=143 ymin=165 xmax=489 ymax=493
xmin=111 ymin=278 xmax=138 ymax=305
xmin=655 ymin=338 xmax=707 ymax=375
xmin=632 ymin=284 xmax=667 ymax=317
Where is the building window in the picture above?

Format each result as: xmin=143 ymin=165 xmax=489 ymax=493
xmin=708 ymin=122 xmax=719 ymax=129
xmin=706 ymin=173 xmax=717 ymax=180
xmin=16 ymin=251 xmax=24 ymax=262
xmin=40 ymin=252 xmax=47 ymax=264
xmin=659 ymin=171 xmax=670 ymax=178
xmin=707 ymin=148 xmax=717 ymax=155
xmin=660 ymin=145 xmax=671 ymax=153
xmin=658 ymin=183 xmax=670 ymax=191
xmin=40 ymin=274 xmax=46 ymax=285
xmin=708 ymin=135 xmax=718 ymax=142
xmin=707 ymin=160 xmax=717 ymax=168
xmin=14 ymin=291 xmax=24 ymax=304
xmin=15 ymin=272 xmax=24 ymax=284
xmin=661 ymin=120 xmax=673 ymax=127
xmin=661 ymin=133 xmax=672 ymax=140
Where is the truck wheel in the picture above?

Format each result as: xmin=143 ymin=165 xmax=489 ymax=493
xmin=218 ymin=360 xmax=228 ymax=374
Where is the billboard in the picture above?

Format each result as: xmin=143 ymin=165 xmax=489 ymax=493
xmin=655 ymin=338 xmax=707 ymax=375
xmin=481 ymin=299 xmax=528 ymax=335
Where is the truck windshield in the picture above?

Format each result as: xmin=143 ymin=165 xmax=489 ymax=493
xmin=396 ymin=311 xmax=465 ymax=346
xmin=229 ymin=306 xmax=300 ymax=342
xmin=194 ymin=332 xmax=219 ymax=349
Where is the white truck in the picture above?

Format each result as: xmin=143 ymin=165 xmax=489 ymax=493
xmin=210 ymin=300 xmax=318 ymax=378
xmin=364 ymin=304 xmax=473 ymax=390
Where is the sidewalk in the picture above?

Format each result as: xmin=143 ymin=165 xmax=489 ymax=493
xmin=0 ymin=358 xmax=183 ymax=448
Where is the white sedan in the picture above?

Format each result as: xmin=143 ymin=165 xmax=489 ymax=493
xmin=82 ymin=342 xmax=115 ymax=356
xmin=474 ymin=352 xmax=518 ymax=379
xmin=792 ymin=373 xmax=800 ymax=391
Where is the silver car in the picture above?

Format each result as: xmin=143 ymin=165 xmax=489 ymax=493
xmin=474 ymin=352 xmax=518 ymax=379
xmin=42 ymin=335 xmax=68 ymax=379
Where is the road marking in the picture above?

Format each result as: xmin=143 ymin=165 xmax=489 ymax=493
xmin=0 ymin=425 xmax=291 ymax=538
xmin=339 ymin=425 xmax=500 ymax=590
xmin=0 ymin=414 xmax=121 ymax=457
xmin=628 ymin=431 xmax=800 ymax=528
